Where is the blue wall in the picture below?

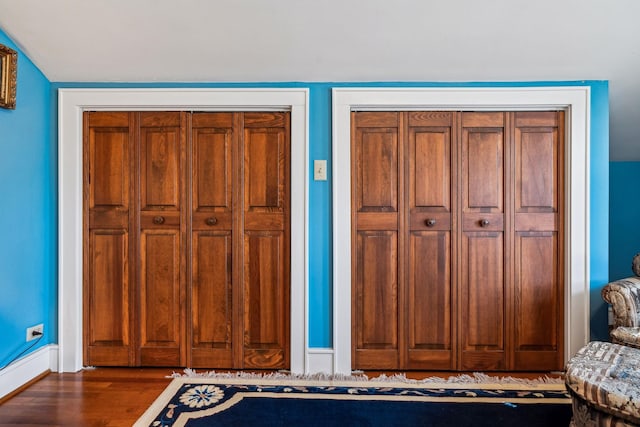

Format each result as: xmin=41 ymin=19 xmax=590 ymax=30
xmin=610 ymin=162 xmax=640 ymax=281
xmin=0 ymin=24 xmax=610 ymax=363
xmin=589 ymin=82 xmax=610 ymax=340
xmin=0 ymin=32 xmax=55 ymax=368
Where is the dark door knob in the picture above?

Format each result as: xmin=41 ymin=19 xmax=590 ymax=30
xmin=205 ymin=217 xmax=218 ymax=226
xmin=425 ymin=218 xmax=436 ymax=227
xmin=480 ymin=219 xmax=490 ymax=227
xmin=153 ymin=216 xmax=165 ymax=225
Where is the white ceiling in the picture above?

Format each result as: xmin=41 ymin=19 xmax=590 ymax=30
xmin=0 ymin=0 xmax=638 ymax=159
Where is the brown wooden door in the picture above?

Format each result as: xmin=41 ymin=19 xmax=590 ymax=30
xmin=406 ymin=112 xmax=456 ymax=370
xmin=83 ymin=112 xmax=135 ymax=366
xmin=84 ymin=111 xmax=188 ymax=367
xmin=84 ymin=111 xmax=290 ymax=369
xmin=189 ymin=112 xmax=291 ymax=370
xmin=242 ymin=113 xmax=291 ymax=369
xmin=459 ymin=112 xmax=508 ymax=371
xmin=352 ymin=112 xmax=456 ymax=369
xmin=351 ymin=110 xmax=563 ymax=372
xmin=351 ymin=112 xmax=402 ymax=369
xmin=137 ymin=112 xmax=187 ymax=366
xmin=511 ymin=112 xmax=564 ymax=370
xmin=351 ymin=112 xmax=456 ymax=370
xmin=190 ymin=113 xmax=235 ymax=368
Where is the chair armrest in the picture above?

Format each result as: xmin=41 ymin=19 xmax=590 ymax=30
xmin=611 ymin=326 xmax=640 ymax=349
xmin=602 ymin=277 xmax=640 ymax=328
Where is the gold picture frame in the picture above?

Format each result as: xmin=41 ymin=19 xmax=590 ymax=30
xmin=0 ymin=44 xmax=17 ymax=109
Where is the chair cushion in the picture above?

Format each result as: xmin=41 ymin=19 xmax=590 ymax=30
xmin=565 ymin=341 xmax=640 ymax=423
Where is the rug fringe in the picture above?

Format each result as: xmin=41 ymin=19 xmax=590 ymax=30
xmin=169 ymin=368 xmax=369 ymax=382
xmin=370 ymin=372 xmax=564 ymax=385
xmin=169 ymin=369 xmax=564 ymax=385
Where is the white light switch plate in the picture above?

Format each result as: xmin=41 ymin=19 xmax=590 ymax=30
xmin=314 ymin=160 xmax=327 ymax=181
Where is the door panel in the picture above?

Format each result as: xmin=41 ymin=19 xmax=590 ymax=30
xmin=243 ymin=231 xmax=288 ymax=368
xmin=84 ymin=112 xmax=135 ymax=367
xmin=193 ymin=122 xmax=232 ymax=210
xmin=462 ymin=133 xmax=504 ymax=211
xmin=407 ymin=231 xmax=452 ymax=368
xmin=354 ymin=231 xmax=399 ymax=369
xmin=412 ymin=130 xmax=449 ymax=209
xmin=85 ymin=111 xmax=131 ymax=212
xmin=406 ymin=111 xmax=455 ymax=369
xmin=85 ymin=230 xmax=130 ymax=365
xmin=140 ymin=113 xmax=182 ymax=211
xmin=514 ymin=233 xmax=558 ymax=350
xmin=460 ymin=112 xmax=507 ymax=371
xmin=245 ymin=129 xmax=282 ymax=209
xmin=460 ymin=232 xmax=505 ymax=370
xmin=191 ymin=232 xmax=233 ymax=367
xmin=137 ymin=112 xmax=186 ymax=366
xmin=243 ymin=122 xmax=288 ymax=231
xmin=242 ymin=113 xmax=290 ymax=369
xmin=139 ymin=230 xmax=183 ymax=366
xmin=356 ymin=129 xmax=398 ymax=212
xmin=352 ymin=112 xmax=402 ymax=369
xmin=190 ymin=113 xmax=235 ymax=368
xmin=517 ymin=132 xmax=555 ymax=210
xmin=89 ymin=129 xmax=129 ymax=209
xmin=512 ymin=111 xmax=564 ymax=370
xmin=86 ymin=114 xmax=131 ymax=231
xmin=243 ymin=116 xmax=289 ymax=220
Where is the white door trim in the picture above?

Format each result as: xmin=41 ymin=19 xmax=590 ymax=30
xmin=58 ymin=88 xmax=309 ymax=373
xmin=332 ymin=86 xmax=591 ymax=374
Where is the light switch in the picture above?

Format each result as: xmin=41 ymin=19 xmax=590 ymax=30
xmin=314 ymin=160 xmax=327 ymax=181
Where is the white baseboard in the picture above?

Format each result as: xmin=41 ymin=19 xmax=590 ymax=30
xmin=307 ymin=348 xmax=334 ymax=374
xmin=0 ymin=344 xmax=59 ymax=400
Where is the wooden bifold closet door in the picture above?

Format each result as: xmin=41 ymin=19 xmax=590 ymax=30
xmin=351 ymin=111 xmax=564 ymax=372
xmin=83 ymin=111 xmax=290 ymax=369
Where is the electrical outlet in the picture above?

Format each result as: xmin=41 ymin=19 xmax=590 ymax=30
xmin=26 ymin=324 xmax=44 ymax=342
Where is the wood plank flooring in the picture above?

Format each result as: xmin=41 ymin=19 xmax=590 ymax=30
xmin=0 ymin=368 xmax=173 ymax=426
xmin=0 ymin=368 xmax=563 ymax=426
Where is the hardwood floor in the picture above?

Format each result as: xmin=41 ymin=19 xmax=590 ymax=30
xmin=0 ymin=368 xmax=173 ymax=427
xmin=0 ymin=368 xmax=563 ymax=426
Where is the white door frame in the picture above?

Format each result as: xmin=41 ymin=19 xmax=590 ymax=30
xmin=58 ymin=88 xmax=310 ymax=373
xmin=331 ymin=86 xmax=591 ymax=375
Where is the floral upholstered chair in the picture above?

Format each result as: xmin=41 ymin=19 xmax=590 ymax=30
xmin=563 ymin=254 xmax=640 ymax=426
xmin=601 ymin=253 xmax=640 ymax=348
xmin=565 ymin=341 xmax=640 ymax=426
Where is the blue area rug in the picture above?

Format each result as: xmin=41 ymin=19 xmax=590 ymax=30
xmin=135 ymin=376 xmax=572 ymax=427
